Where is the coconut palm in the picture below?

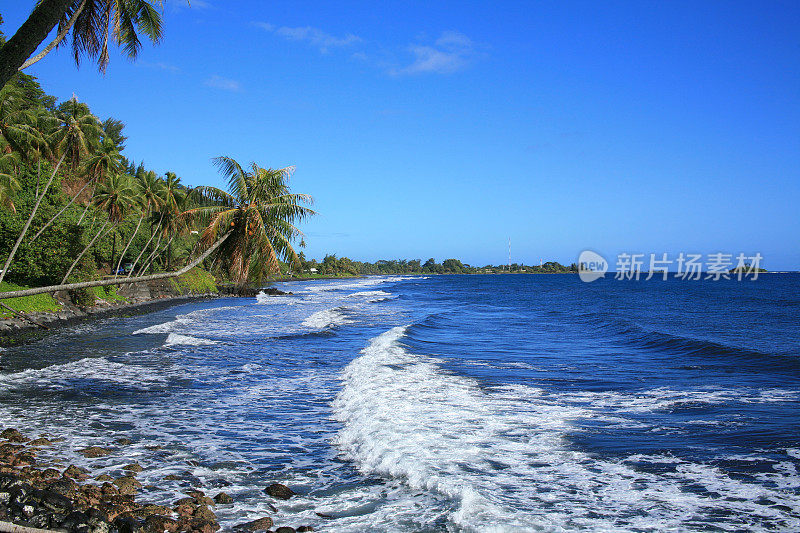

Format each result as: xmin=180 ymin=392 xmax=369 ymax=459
xmin=185 ymin=156 xmax=315 ymax=285
xmin=61 ymin=172 xmax=136 ymax=283
xmin=0 ymin=0 xmax=176 ymax=88
xmin=0 ymin=83 xmax=44 ymax=158
xmin=52 ymin=97 xmax=102 ymax=172
xmin=0 ymin=149 xmax=21 ymax=213
xmin=29 ymin=134 xmax=121 ymax=243
xmin=115 ymin=169 xmax=163 ymax=277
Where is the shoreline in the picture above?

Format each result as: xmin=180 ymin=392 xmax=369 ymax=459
xmin=0 ymin=294 xmax=220 ymax=349
xmin=0 ymin=427 xmax=311 ymax=533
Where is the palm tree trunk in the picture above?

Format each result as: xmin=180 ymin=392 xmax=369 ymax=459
xmin=110 ymin=231 xmax=117 ymax=276
xmin=61 ymin=219 xmax=111 ymax=284
xmin=19 ymin=0 xmax=88 ymax=71
xmin=77 ymin=186 xmax=96 ymax=225
xmin=126 ymin=222 xmax=160 ymax=279
xmin=0 ymin=232 xmax=231 ymax=300
xmin=136 ymin=231 xmax=164 ymax=277
xmin=0 ymin=0 xmax=75 ymax=88
xmin=145 ymin=234 xmax=175 ymax=275
xmin=115 ymin=212 xmax=144 ymax=278
xmin=29 ymin=179 xmax=94 ymax=243
xmin=0 ymin=151 xmax=67 ymax=285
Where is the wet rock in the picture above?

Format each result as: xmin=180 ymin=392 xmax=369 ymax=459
xmin=174 ymin=497 xmax=196 ymax=506
xmin=297 ymin=527 xmax=314 ymax=532
xmin=234 ymin=516 xmax=273 ymax=531
xmin=163 ymin=474 xmax=182 ymax=481
xmin=186 ymin=489 xmax=205 ymax=498
xmin=213 ymin=492 xmax=233 ymax=504
xmin=80 ymin=446 xmax=112 ymax=458
xmin=115 ymin=438 xmax=133 ymax=446
xmin=193 ymin=504 xmax=216 ymax=522
xmin=144 ymin=514 xmax=178 ymax=533
xmin=101 ymin=482 xmax=119 ymax=498
xmin=47 ymin=477 xmax=79 ymax=497
xmin=174 ymin=503 xmax=195 ymax=519
xmin=64 ymin=464 xmax=90 ymax=480
xmin=123 ymin=462 xmax=143 ymax=473
xmin=264 ymin=483 xmax=294 ymax=500
xmin=1 ymin=428 xmax=28 ymax=443
xmin=144 ymin=445 xmax=161 ymax=451
xmin=28 ymin=437 xmax=52 ymax=446
xmin=114 ymin=476 xmax=142 ymax=496
xmin=114 ymin=515 xmax=145 ymax=533
xmin=314 ymin=512 xmax=333 ymax=519
xmin=41 ymin=468 xmax=61 ymax=480
xmin=275 ymin=528 xmax=296 ymax=533
xmin=96 ymin=474 xmax=115 ymax=482
xmin=13 ymin=453 xmax=36 ymax=467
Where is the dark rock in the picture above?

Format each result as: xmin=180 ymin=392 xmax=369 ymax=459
xmin=193 ymin=505 xmax=216 ymax=522
xmin=264 ymin=483 xmax=294 ymax=500
xmin=144 ymin=514 xmax=178 ymax=533
xmin=123 ymin=462 xmax=143 ymax=473
xmin=39 ymin=489 xmax=74 ymax=513
xmin=234 ymin=516 xmax=273 ymax=531
xmin=297 ymin=527 xmax=314 ymax=532
xmin=213 ymin=492 xmax=233 ymax=504
xmin=64 ymin=464 xmax=90 ymax=480
xmin=80 ymin=446 xmax=112 ymax=458
xmin=28 ymin=437 xmax=52 ymax=446
xmin=174 ymin=497 xmax=196 ymax=506
xmin=1 ymin=428 xmax=27 ymax=443
xmin=48 ymin=477 xmax=79 ymax=497
xmin=114 ymin=476 xmax=142 ymax=495
xmin=115 ymin=438 xmax=133 ymax=446
xmin=163 ymin=474 xmax=182 ymax=481
xmin=314 ymin=512 xmax=333 ymax=519
xmin=186 ymin=489 xmax=205 ymax=498
xmin=96 ymin=474 xmax=115 ymax=482
xmin=276 ymin=528 xmax=296 ymax=533
xmin=101 ymin=482 xmax=119 ymax=498
xmin=114 ymin=515 xmax=145 ymax=533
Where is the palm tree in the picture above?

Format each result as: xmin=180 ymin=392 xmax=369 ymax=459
xmin=0 ymin=96 xmax=100 ymax=285
xmin=60 ymin=172 xmax=136 ymax=283
xmin=186 ymin=156 xmax=315 ymax=285
xmin=0 ymin=149 xmax=21 ymax=213
xmin=52 ymin=96 xmax=102 ymax=173
xmin=29 ymin=134 xmax=121 ymax=244
xmin=0 ymin=0 xmax=175 ymax=88
xmin=114 ymin=169 xmax=162 ymax=276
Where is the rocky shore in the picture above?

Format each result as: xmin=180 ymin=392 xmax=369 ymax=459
xmin=0 ymin=428 xmax=313 ymax=533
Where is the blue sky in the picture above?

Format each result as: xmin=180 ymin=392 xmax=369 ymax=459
xmin=3 ymin=1 xmax=799 ymax=268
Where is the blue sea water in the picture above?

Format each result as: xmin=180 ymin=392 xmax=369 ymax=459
xmin=1 ymin=274 xmax=799 ymax=531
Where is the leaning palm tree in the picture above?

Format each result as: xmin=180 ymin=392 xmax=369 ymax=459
xmin=185 ymin=156 xmax=315 ymax=285
xmin=0 ymin=0 xmax=177 ymax=88
xmin=114 ymin=169 xmax=163 ymax=277
xmin=60 ymin=172 xmax=136 ymax=283
xmin=0 ymin=156 xmax=308 ymax=301
xmin=0 ymin=96 xmax=100 ymax=285
xmin=29 ymin=134 xmax=122 ymax=244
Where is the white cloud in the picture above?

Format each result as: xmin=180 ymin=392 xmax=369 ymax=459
xmin=204 ymin=75 xmax=240 ymax=91
xmin=139 ymin=61 xmax=180 ymax=73
xmin=394 ymin=31 xmax=479 ymax=75
xmin=256 ymin=22 xmax=361 ymax=53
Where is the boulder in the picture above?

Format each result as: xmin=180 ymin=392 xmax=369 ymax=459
xmin=80 ymin=446 xmax=112 ymax=458
xmin=143 ymin=514 xmax=178 ymax=533
xmin=1 ymin=428 xmax=27 ymax=443
xmin=275 ymin=528 xmax=296 ymax=533
xmin=234 ymin=516 xmax=273 ymax=531
xmin=264 ymin=483 xmax=295 ymax=500
xmin=28 ymin=438 xmax=52 ymax=447
xmin=297 ymin=527 xmax=314 ymax=532
xmin=193 ymin=505 xmax=216 ymax=522
xmin=113 ymin=476 xmax=142 ymax=496
xmin=64 ymin=464 xmax=90 ymax=480
xmin=122 ymin=463 xmax=143 ymax=473
xmin=213 ymin=492 xmax=233 ymax=504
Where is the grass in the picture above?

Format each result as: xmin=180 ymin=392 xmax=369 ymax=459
xmin=0 ymin=281 xmax=63 ymax=319
xmin=170 ymin=267 xmax=217 ymax=295
xmin=90 ymin=284 xmax=127 ymax=303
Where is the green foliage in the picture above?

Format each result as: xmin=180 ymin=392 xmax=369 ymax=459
xmin=0 ymin=281 xmax=62 ymax=318
xmin=90 ymin=284 xmax=127 ymax=303
xmin=170 ymin=267 xmax=217 ymax=295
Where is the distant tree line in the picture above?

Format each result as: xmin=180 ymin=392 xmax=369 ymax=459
xmin=291 ymin=254 xmax=578 ymax=276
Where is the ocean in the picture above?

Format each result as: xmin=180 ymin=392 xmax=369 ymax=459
xmin=1 ymin=274 xmax=798 ymax=531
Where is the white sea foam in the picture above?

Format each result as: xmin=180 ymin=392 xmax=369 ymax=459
xmin=301 ymin=308 xmax=350 ymax=329
xmin=332 ymin=327 xmax=800 ymax=532
xmin=164 ymin=333 xmax=217 ymax=346
xmin=255 ymin=291 xmax=296 ymax=304
xmin=0 ymin=357 xmax=167 ymax=391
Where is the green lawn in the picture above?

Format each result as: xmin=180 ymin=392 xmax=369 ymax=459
xmin=0 ymin=281 xmax=63 ymax=319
